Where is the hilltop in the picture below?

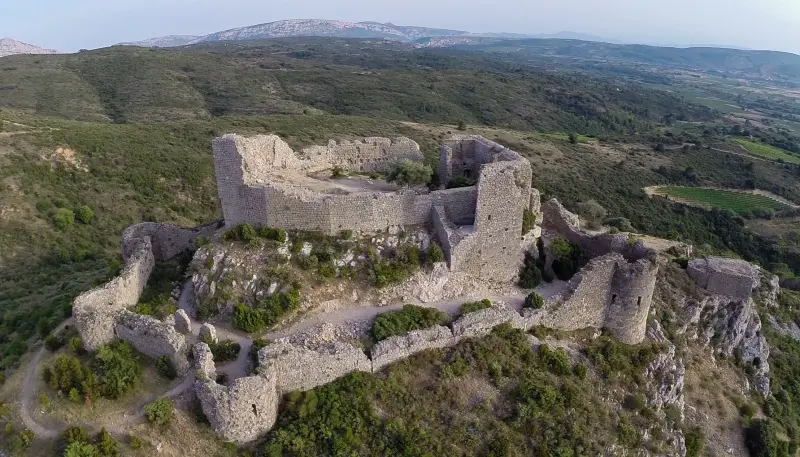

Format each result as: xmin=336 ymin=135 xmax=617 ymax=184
xmin=0 ymin=38 xmax=57 ymax=58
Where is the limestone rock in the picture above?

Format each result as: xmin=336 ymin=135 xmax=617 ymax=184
xmin=174 ymin=309 xmax=191 ymax=334
xmin=200 ymin=323 xmax=218 ymax=344
xmin=193 ymin=342 xmax=217 ymax=380
xmin=645 ymin=322 xmax=685 ymax=414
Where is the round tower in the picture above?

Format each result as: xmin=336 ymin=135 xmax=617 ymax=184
xmin=605 ymin=258 xmax=659 ymax=344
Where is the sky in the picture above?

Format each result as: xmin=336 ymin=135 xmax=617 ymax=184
xmin=3 ymin=0 xmax=800 ymax=54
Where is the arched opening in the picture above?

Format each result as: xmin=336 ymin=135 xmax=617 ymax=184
xmin=637 ymin=296 xmax=642 ymax=307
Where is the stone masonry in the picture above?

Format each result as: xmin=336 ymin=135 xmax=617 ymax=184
xmin=687 ymin=257 xmax=761 ymax=301
xmin=212 ymin=134 xmax=533 ymax=281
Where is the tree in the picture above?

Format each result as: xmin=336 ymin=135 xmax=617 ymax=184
xmin=524 ymin=292 xmax=544 ymax=309
xmin=576 ymin=200 xmax=607 ymax=230
xmin=95 ymin=428 xmax=118 ymax=457
xmin=75 ymin=205 xmax=94 ymax=224
xmin=53 ymin=208 xmax=75 ymax=231
xmin=386 ymin=161 xmax=432 ymax=186
xmin=568 ymin=132 xmax=578 ymax=144
xmin=457 ymin=120 xmax=466 ymax=131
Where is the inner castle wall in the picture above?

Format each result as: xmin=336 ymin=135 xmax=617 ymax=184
xmin=212 ymin=134 xmax=532 ymax=281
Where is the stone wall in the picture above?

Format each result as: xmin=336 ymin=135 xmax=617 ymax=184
xmin=74 ymin=222 xmax=218 ymax=351
xmin=524 ymin=253 xmax=657 ymax=344
xmin=371 ymin=325 xmax=456 ymax=372
xmin=194 ymin=343 xmax=279 ymax=444
xmin=258 ymin=340 xmax=372 ymax=394
xmin=687 ymin=257 xmax=761 ymax=301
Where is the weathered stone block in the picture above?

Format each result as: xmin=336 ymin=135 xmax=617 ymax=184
xmin=174 ymin=309 xmax=192 ymax=334
xmin=200 ymin=323 xmax=218 ymax=344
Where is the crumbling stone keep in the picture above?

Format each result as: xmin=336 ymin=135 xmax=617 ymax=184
xmin=212 ymin=134 xmax=534 ymax=280
xmin=687 ymin=257 xmax=760 ymax=301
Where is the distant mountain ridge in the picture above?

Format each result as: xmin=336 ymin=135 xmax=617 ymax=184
xmin=119 ymin=19 xmax=534 ymax=48
xmin=0 ymin=38 xmax=58 ymax=57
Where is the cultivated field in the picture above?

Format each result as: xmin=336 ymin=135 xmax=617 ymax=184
xmin=647 ymin=186 xmax=791 ymax=214
xmin=733 ymin=138 xmax=800 ymax=164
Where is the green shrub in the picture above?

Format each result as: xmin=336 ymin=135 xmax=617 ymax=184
xmin=75 ymin=205 xmax=94 ymax=224
xmin=194 ymin=235 xmax=209 ymax=248
xmin=223 ymin=223 xmax=258 ymax=243
xmin=386 ymin=160 xmax=432 ymax=186
xmin=95 ymin=428 xmax=118 ymax=457
xmin=53 ymin=208 xmax=75 ymax=231
xmin=232 ymin=303 xmax=267 ymax=333
xmin=685 ymin=426 xmax=706 ymax=457
xmin=255 ymin=284 xmax=302 ymax=328
xmin=372 ymin=304 xmax=448 ymax=341
xmin=144 ymin=398 xmax=174 ymax=428
xmin=426 ymin=242 xmax=445 ymax=264
xmin=94 ymin=341 xmax=142 ymax=399
xmin=69 ymin=337 xmax=86 ymax=355
xmin=549 ymin=237 xmax=582 ymax=281
xmin=539 ymin=344 xmax=571 ymax=375
xmin=374 ymin=257 xmax=418 ymax=288
xmin=208 ymin=340 xmax=241 ymax=363
xmin=745 ymin=419 xmax=791 ymax=457
xmin=460 ymin=299 xmax=492 ymax=315
xmin=740 ymin=402 xmax=758 ymax=419
xmin=297 ymin=254 xmax=319 ymax=270
xmin=69 ymin=388 xmax=81 ymax=403
xmin=156 ymin=356 xmax=177 ymax=380
xmin=258 ymin=226 xmax=288 ymax=243
xmin=61 ymin=426 xmax=90 ymax=445
xmin=522 ymin=209 xmax=536 ymax=235
xmin=128 ymin=435 xmax=147 ymax=450
xmin=45 ymin=333 xmax=65 ymax=352
xmin=63 ymin=441 xmax=98 ymax=457
xmin=518 ymin=251 xmax=543 ymax=289
xmin=524 ymin=292 xmax=544 ymax=310
xmin=318 ymin=262 xmax=336 ymax=278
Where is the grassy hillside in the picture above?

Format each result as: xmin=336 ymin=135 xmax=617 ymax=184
xmin=0 ymin=39 xmax=715 ymax=134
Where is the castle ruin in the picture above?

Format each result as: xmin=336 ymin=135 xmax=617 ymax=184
xmin=68 ymin=133 xmax=669 ymax=444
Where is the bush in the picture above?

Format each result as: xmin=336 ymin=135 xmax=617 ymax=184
xmin=457 ymin=120 xmax=466 ymax=131
xmin=54 ymin=208 xmax=75 ymax=231
xmin=522 ymin=209 xmax=536 ymax=235
xmin=232 ymin=303 xmax=267 ymax=333
xmin=386 ymin=160 xmax=432 ymax=186
xmin=318 ymin=262 xmax=336 ymax=278
xmin=144 ymin=398 xmax=174 ymax=428
xmin=258 ymin=226 xmax=287 ymax=243
xmin=745 ymin=419 xmax=791 ymax=457
xmin=61 ymin=426 xmax=90 ymax=445
xmin=426 ymin=242 xmax=445 ymax=264
xmin=95 ymin=428 xmax=118 ymax=457
xmin=255 ymin=285 xmax=302 ymax=328
xmin=524 ymin=292 xmax=544 ymax=310
xmin=69 ymin=388 xmax=81 ymax=403
xmin=372 ymin=304 xmax=448 ymax=341
xmin=94 ymin=341 xmax=142 ymax=399
xmin=539 ymin=344 xmax=571 ymax=375
xmin=518 ymin=253 xmax=543 ymax=289
xmin=69 ymin=337 xmax=86 ymax=355
xmin=45 ymin=334 xmax=65 ymax=351
xmin=223 ymin=223 xmax=257 ymax=243
xmin=63 ymin=441 xmax=98 ymax=457
xmin=194 ymin=235 xmax=209 ymax=248
xmin=208 ymin=340 xmax=241 ymax=363
xmin=156 ymin=356 xmax=177 ymax=380
xmin=297 ymin=254 xmax=319 ymax=270
xmin=75 ymin=205 xmax=94 ymax=224
xmin=373 ymin=258 xmax=417 ymax=288
xmin=549 ymin=237 xmax=582 ymax=281
xmin=460 ymin=299 xmax=492 ymax=315
xmin=684 ymin=426 xmax=706 ymax=457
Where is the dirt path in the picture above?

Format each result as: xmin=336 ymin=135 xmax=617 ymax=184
xmin=19 ymin=280 xmax=545 ymax=439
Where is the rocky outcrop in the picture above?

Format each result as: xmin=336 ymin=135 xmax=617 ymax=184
xmin=681 ymin=295 xmax=770 ymax=396
xmin=194 ymin=343 xmax=217 ymax=380
xmin=200 ymin=323 xmax=218 ymax=344
xmin=646 ymin=322 xmax=685 ymax=414
xmin=174 ymin=309 xmax=192 ymax=334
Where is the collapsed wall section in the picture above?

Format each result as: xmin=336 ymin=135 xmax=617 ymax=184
xmin=115 ymin=311 xmax=190 ymax=374
xmin=371 ymin=325 xmax=455 ymax=372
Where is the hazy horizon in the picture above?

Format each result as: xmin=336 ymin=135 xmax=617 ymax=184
xmin=4 ymin=0 xmax=800 ymax=54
